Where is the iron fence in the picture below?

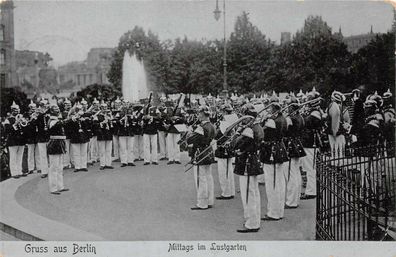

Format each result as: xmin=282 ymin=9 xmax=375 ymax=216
xmin=316 ymin=144 xmax=396 ymax=241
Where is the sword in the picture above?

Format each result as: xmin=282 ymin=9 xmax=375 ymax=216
xmin=197 ymin=165 xmax=199 ymax=189
xmin=226 ymin=157 xmax=229 ymax=179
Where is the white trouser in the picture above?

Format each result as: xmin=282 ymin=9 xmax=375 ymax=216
xmin=158 ymin=131 xmax=168 ymax=159
xmin=71 ymin=143 xmax=88 ymax=169
xmin=98 ymin=140 xmax=112 ymax=167
xmin=284 ymin=158 xmax=302 ymax=207
xmin=193 ymin=164 xmax=214 ymax=208
xmin=119 ymin=136 xmax=135 ymax=164
xmin=63 ymin=139 xmax=71 ymax=167
xmin=263 ymin=163 xmax=286 ymax=219
xmin=239 ymin=175 xmax=261 ymax=229
xmin=301 ymin=148 xmax=317 ymax=196
xmin=328 ymin=134 xmax=345 ymax=159
xmin=27 ymin=143 xmax=39 ymax=172
xmin=143 ymin=134 xmax=158 ymax=163
xmin=113 ymin=135 xmax=119 ymax=159
xmin=217 ymin=157 xmax=235 ymax=197
xmin=88 ymin=136 xmax=98 ymax=162
xmin=8 ymin=145 xmax=24 ymax=177
xmin=37 ymin=142 xmax=48 ymax=175
xmin=133 ymin=135 xmax=144 ymax=159
xmin=48 ymin=154 xmax=64 ymax=193
xmin=167 ymin=133 xmax=180 ymax=162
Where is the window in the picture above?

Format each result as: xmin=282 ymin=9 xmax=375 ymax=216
xmin=0 ymin=49 xmax=5 ymax=65
xmin=0 ymin=25 xmax=4 ymax=41
xmin=0 ymin=73 xmax=6 ymax=87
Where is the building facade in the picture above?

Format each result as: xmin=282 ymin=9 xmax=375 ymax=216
xmin=343 ymin=26 xmax=379 ymax=53
xmin=58 ymin=47 xmax=114 ymax=90
xmin=0 ymin=0 xmax=17 ymax=88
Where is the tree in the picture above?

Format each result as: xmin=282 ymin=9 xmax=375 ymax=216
xmin=351 ymin=32 xmax=395 ymax=95
xmin=1 ymin=87 xmax=29 ymax=117
xmin=107 ymin=26 xmax=169 ymax=94
xmin=71 ymin=83 xmax=121 ymax=104
xmin=264 ymin=15 xmax=352 ymax=96
xmin=227 ymin=11 xmax=275 ymax=93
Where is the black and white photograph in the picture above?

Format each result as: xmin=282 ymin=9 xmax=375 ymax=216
xmin=0 ymin=0 xmax=395 ymax=253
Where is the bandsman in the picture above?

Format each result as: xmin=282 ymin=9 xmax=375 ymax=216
xmin=260 ymin=94 xmax=289 ymax=221
xmin=47 ymin=102 xmax=69 ymax=195
xmin=188 ymin=106 xmax=216 ymax=210
xmin=233 ymin=103 xmax=264 ymax=233
xmin=4 ymin=101 xmax=26 ymax=179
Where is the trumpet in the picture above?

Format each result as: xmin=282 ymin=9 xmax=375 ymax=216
xmin=13 ymin=114 xmax=28 ymax=129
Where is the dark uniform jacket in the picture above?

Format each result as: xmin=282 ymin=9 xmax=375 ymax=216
xmin=166 ymin=115 xmax=185 ymax=134
xmin=355 ymin=114 xmax=383 ymax=157
xmin=117 ymin=115 xmax=133 ymax=137
xmin=23 ymin=113 xmax=38 ymax=145
xmin=95 ymin=113 xmax=113 ymax=141
xmin=4 ymin=116 xmax=26 ymax=146
xmin=301 ymin=109 xmax=323 ymax=148
xmin=260 ymin=113 xmax=289 ymax=164
xmin=62 ymin=111 xmax=72 ymax=140
xmin=143 ymin=116 xmax=161 ymax=135
xmin=285 ymin=114 xmax=306 ymax=158
xmin=214 ymin=125 xmax=234 ymax=159
xmin=68 ymin=118 xmax=90 ymax=144
xmin=234 ymin=123 xmax=264 ymax=176
xmin=36 ymin=113 xmax=50 ymax=143
xmin=187 ymin=120 xmax=216 ymax=165
xmin=112 ymin=111 xmax=121 ymax=137
xmin=47 ymin=116 xmax=66 ymax=155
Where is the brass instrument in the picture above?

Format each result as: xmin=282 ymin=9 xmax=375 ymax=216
xmin=13 ymin=114 xmax=28 ymax=129
xmin=184 ymin=115 xmax=255 ymax=172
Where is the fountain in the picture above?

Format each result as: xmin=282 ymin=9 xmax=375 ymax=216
xmin=122 ymin=51 xmax=149 ymax=102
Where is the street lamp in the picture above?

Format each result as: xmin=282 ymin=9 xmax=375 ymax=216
xmin=213 ymin=0 xmax=228 ymax=98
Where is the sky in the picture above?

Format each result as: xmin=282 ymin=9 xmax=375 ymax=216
xmin=12 ymin=0 xmax=394 ymax=66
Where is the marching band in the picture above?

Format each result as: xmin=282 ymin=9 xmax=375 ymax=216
xmin=1 ymin=87 xmax=395 ymax=232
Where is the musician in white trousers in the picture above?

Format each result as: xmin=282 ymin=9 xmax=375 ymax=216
xmin=27 ymin=144 xmax=39 ymax=173
xmin=158 ymin=130 xmax=168 ymax=160
xmin=4 ymin=101 xmax=25 ymax=178
xmin=167 ymin=133 xmax=181 ymax=164
xmin=217 ymin=158 xmax=235 ymax=198
xmin=133 ymin=134 xmax=144 ymax=161
xmin=284 ymin=158 xmax=302 ymax=207
xmin=71 ymin=143 xmax=88 ymax=171
xmin=47 ymin=104 xmax=69 ymax=195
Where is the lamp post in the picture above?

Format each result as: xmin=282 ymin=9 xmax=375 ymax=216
xmin=213 ymin=0 xmax=228 ymax=98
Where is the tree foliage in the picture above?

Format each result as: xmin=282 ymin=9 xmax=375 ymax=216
xmin=1 ymin=87 xmax=29 ymax=116
xmin=107 ymin=14 xmax=393 ymax=97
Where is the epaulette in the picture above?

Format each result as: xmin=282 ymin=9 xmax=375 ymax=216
xmin=264 ymin=119 xmax=276 ymax=129
xmin=311 ymin=110 xmax=321 ymax=120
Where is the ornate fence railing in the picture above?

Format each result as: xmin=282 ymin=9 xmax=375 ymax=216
xmin=316 ymin=144 xmax=396 ymax=241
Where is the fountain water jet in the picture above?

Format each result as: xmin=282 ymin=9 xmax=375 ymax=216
xmin=122 ymin=51 xmax=149 ymax=102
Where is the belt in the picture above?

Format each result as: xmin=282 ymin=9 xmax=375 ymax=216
xmin=50 ymin=136 xmax=66 ymax=140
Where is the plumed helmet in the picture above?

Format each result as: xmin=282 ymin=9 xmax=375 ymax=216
xmin=383 ymin=88 xmax=392 ymax=99
xmin=11 ymin=101 xmax=19 ymax=110
xmin=241 ymin=103 xmax=257 ymax=117
xmin=363 ymin=99 xmax=377 ymax=109
xmin=198 ymin=105 xmax=210 ymax=116
xmin=222 ymin=103 xmax=233 ymax=113
xmin=29 ymin=100 xmax=37 ymax=108
xmin=368 ymin=91 xmax=383 ymax=108
xmin=296 ymin=89 xmax=305 ymax=99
